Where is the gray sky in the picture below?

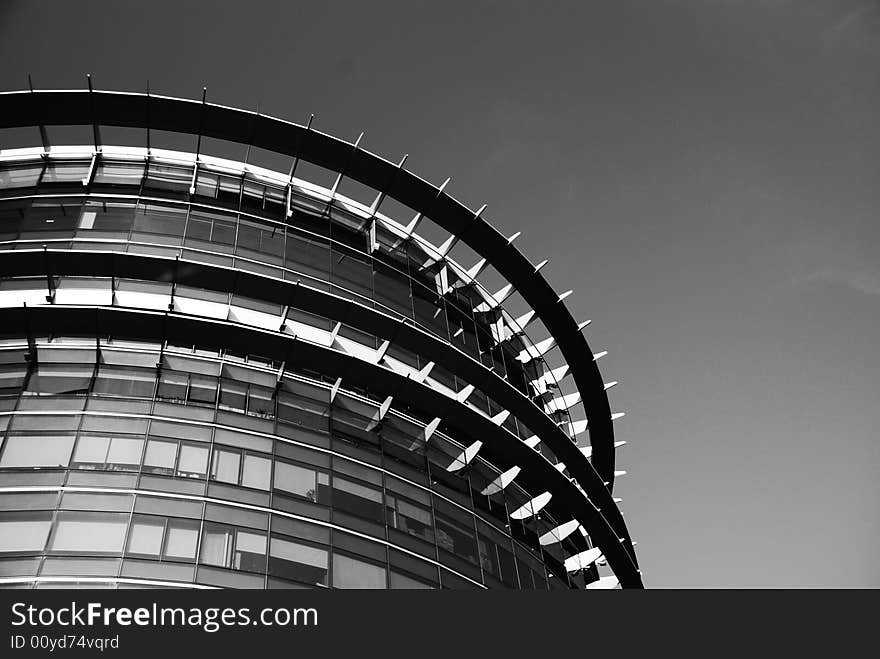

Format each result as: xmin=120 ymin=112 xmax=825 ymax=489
xmin=2 ymin=0 xmax=878 ymax=587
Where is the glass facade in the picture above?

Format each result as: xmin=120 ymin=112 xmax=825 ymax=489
xmin=0 ymin=334 xmax=584 ymax=589
xmin=0 ymin=127 xmax=627 ymax=589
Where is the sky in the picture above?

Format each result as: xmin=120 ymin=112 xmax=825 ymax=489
xmin=1 ymin=0 xmax=878 ymax=588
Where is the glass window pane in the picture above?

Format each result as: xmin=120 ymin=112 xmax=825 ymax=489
xmin=164 ymin=520 xmax=199 ymax=561
xmin=234 ymin=530 xmax=267 ymax=572
xmin=157 ymin=371 xmax=188 ymax=402
xmin=127 ymin=517 xmax=164 ymax=556
xmin=268 ymin=536 xmax=328 ymax=585
xmin=72 ymin=435 xmax=110 ymax=466
xmin=143 ymin=439 xmax=178 ymax=475
xmin=93 ymin=366 xmax=155 ymax=398
xmin=0 ymin=435 xmax=75 ymax=468
xmin=332 ymin=477 xmax=384 ymax=522
xmin=144 ymin=163 xmax=191 ymax=194
xmin=241 ymin=454 xmax=271 ymax=490
xmin=188 ymin=375 xmax=217 ymax=405
xmin=390 ymin=570 xmax=433 ymax=589
xmin=26 ymin=365 xmax=92 ymax=395
xmin=435 ymin=511 xmax=478 ymax=564
xmin=94 ymin=161 xmax=145 ymax=187
xmin=478 ymin=537 xmax=500 ymax=578
xmin=386 ymin=495 xmax=434 ymax=543
xmin=42 ymin=162 xmax=90 ymax=184
xmin=332 ymin=553 xmax=387 ymax=589
xmin=210 ymin=448 xmax=240 ymax=484
xmin=106 ymin=437 xmax=143 ymax=469
xmin=274 ymin=461 xmax=319 ymax=500
xmin=0 ymin=516 xmax=52 ymax=552
xmin=50 ymin=514 xmax=128 ymax=553
xmin=219 ymin=380 xmax=246 ymax=413
xmin=176 ymin=444 xmax=208 ymax=479
xmin=0 ymin=164 xmax=43 ymax=188
xmin=200 ymin=526 xmax=232 ymax=567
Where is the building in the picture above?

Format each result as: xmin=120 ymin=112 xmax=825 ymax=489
xmin=0 ymin=87 xmax=641 ymax=589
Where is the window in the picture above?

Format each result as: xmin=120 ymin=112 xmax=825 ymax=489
xmin=273 ymin=461 xmax=329 ymax=502
xmin=373 ymin=261 xmax=413 ymax=317
xmin=209 ymin=447 xmax=271 ymax=490
xmin=200 ymin=525 xmax=232 ymax=567
xmin=210 ymin=447 xmax=240 ymax=484
xmin=107 ymin=437 xmax=143 ymax=469
xmin=157 ymin=371 xmax=188 ymax=402
xmin=72 ymin=435 xmax=143 ymax=471
xmin=127 ymin=515 xmax=200 ymax=563
xmin=188 ymin=375 xmax=217 ymax=406
xmin=199 ymin=524 xmax=266 ymax=572
xmin=0 ymin=435 xmax=75 ymax=468
xmin=41 ymin=162 xmax=90 ymax=184
xmin=247 ymin=385 xmax=275 ymax=418
xmin=144 ymin=162 xmax=191 ymax=194
xmin=132 ymin=202 xmax=187 ymax=237
xmin=127 ymin=517 xmax=164 ymax=556
xmin=241 ymin=454 xmax=271 ymax=490
xmin=332 ymin=553 xmax=386 ymax=589
xmin=0 ymin=513 xmax=52 ymax=553
xmin=142 ymin=439 xmax=178 ymax=475
xmin=268 ymin=536 xmax=328 ymax=586
xmin=389 ymin=571 xmax=434 ymax=590
xmin=164 ymin=521 xmax=199 ymax=561
xmin=331 ymin=477 xmax=384 ymax=523
xmin=94 ymin=161 xmax=145 ymax=187
xmin=478 ymin=536 xmax=501 ymax=579
xmin=176 ymin=444 xmax=209 ymax=479
xmin=386 ymin=494 xmax=434 ymax=543
xmin=285 ymin=232 xmax=330 ymax=281
xmin=434 ymin=506 xmax=478 ymax=565
xmin=154 ymin=366 xmax=221 ymax=408
xmin=93 ymin=366 xmax=155 ymax=398
xmin=219 ymin=380 xmax=246 ymax=413
xmin=0 ymin=363 xmax=27 ymax=397
xmin=234 ymin=531 xmax=267 ymax=572
xmin=25 ymin=364 xmax=93 ymax=395
xmin=50 ymin=513 xmax=128 ymax=554
xmin=0 ymin=164 xmax=43 ymax=189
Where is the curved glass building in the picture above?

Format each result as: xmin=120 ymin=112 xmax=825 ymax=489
xmin=0 ymin=87 xmax=640 ymax=590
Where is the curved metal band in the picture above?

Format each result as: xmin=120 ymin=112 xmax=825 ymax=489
xmin=0 ymin=88 xmax=619 ymax=489
xmin=0 ymin=304 xmax=643 ymax=588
